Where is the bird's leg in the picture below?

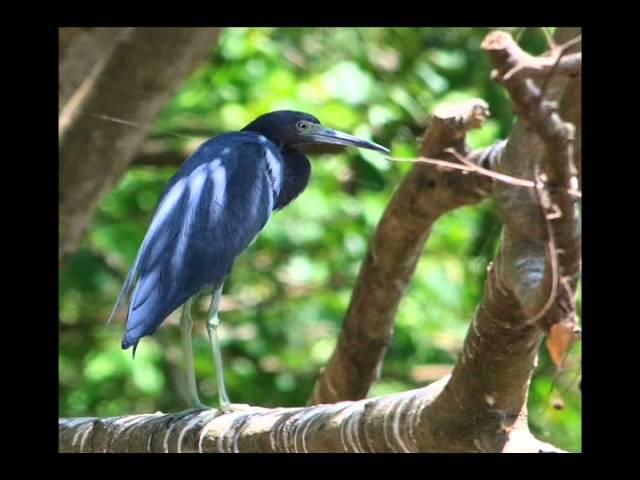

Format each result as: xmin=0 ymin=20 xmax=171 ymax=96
xmin=207 ymin=283 xmax=231 ymax=411
xmin=179 ymin=297 xmax=209 ymax=410
xmin=206 ymin=283 xmax=251 ymax=413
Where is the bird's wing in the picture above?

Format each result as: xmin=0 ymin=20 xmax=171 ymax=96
xmin=110 ymin=134 xmax=283 ymax=350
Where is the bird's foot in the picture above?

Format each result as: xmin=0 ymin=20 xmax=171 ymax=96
xmin=169 ymin=402 xmax=252 ymax=420
xmin=218 ymin=402 xmax=253 ymax=414
xmin=170 ymin=404 xmax=213 ymax=422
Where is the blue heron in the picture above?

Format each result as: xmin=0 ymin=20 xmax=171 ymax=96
xmin=108 ymin=110 xmax=389 ymax=412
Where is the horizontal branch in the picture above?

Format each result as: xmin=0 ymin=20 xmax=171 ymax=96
xmin=59 ymin=376 xmax=564 ymax=453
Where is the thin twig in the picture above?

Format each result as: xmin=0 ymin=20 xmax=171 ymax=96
xmin=539 ymin=34 xmax=582 ymax=98
xmin=384 ymin=155 xmax=582 ymax=199
xmin=557 ymin=34 xmax=582 ymax=55
xmin=89 ymin=113 xmax=194 ymax=140
xmin=541 ymin=28 xmax=556 ymax=49
xmin=502 ymin=34 xmax=581 ymax=83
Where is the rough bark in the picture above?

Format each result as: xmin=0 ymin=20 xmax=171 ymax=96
xmin=309 ymin=101 xmax=497 ymax=404
xmin=310 ymin=27 xmax=581 ymax=405
xmin=59 ymin=27 xmax=220 ymax=265
xmin=483 ymin=28 xmax=581 ymax=347
xmin=59 ymin=376 xmax=563 ymax=453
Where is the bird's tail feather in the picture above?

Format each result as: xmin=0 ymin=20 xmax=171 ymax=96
xmin=106 ymin=261 xmax=140 ymax=327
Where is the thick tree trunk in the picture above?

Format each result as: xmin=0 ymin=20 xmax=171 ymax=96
xmin=58 ymin=27 xmax=129 ymax=111
xmin=59 ymin=27 xmax=220 ymax=265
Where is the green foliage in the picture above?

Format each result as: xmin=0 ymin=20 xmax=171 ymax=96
xmin=59 ymin=27 xmax=580 ymax=451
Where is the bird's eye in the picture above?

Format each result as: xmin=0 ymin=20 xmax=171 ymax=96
xmin=297 ymin=121 xmax=308 ymax=130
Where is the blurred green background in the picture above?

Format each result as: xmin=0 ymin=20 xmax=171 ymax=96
xmin=59 ymin=27 xmax=581 ymax=451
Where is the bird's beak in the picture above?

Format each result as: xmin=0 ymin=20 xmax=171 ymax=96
xmin=302 ymin=125 xmax=389 ymax=154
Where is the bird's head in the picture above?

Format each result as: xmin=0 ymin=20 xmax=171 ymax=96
xmin=242 ymin=110 xmax=389 ymax=155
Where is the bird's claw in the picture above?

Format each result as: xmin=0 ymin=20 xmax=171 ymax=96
xmin=171 ymin=405 xmax=212 ymax=422
xmin=170 ymin=402 xmax=252 ymax=420
xmin=219 ymin=402 xmax=253 ymax=414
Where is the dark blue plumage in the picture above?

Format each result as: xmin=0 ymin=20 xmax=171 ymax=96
xmin=118 ymin=133 xmax=283 ymax=350
xmin=108 ymin=110 xmax=388 ymax=409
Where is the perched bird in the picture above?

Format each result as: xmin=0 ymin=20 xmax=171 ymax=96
xmin=109 ymin=110 xmax=389 ymax=411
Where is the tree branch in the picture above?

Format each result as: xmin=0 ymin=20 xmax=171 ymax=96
xmin=412 ymin=26 xmax=582 ymax=451
xmin=59 ymin=27 xmax=220 ymax=265
xmin=309 ymin=100 xmax=495 ymax=404
xmin=482 ymin=29 xmax=581 ymax=357
xmin=59 ymin=27 xmax=129 ymax=111
xmin=59 ymin=376 xmax=563 ymax=453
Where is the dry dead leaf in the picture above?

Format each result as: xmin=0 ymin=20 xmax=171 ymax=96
xmin=546 ymin=322 xmax=580 ymax=367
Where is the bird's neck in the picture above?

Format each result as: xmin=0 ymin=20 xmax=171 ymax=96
xmin=274 ymin=149 xmax=312 ymax=211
